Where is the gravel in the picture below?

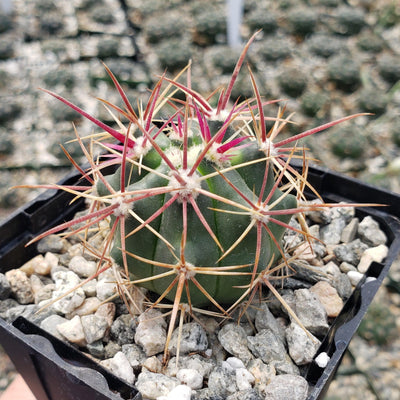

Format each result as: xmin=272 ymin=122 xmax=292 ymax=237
xmin=1 ymin=205 xmax=392 ymax=398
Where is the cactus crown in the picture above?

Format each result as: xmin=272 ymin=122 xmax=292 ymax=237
xmin=15 ymin=33 xmax=370 ymax=359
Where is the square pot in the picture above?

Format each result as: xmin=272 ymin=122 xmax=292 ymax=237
xmin=0 ymin=163 xmax=399 ymax=400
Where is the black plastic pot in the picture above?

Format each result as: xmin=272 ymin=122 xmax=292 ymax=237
xmin=0 ymin=163 xmax=399 ymax=400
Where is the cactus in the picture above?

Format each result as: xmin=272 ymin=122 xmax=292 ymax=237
xmin=328 ymin=54 xmax=361 ymax=92
xmin=378 ymin=54 xmax=400 ymax=84
xmin=156 ymin=39 xmax=193 ymax=72
xmin=287 ymin=7 xmax=318 ymax=36
xmin=332 ymin=6 xmax=366 ymax=36
xmin=277 ymin=67 xmax=308 ymax=98
xmin=192 ymin=7 xmax=227 ymax=46
xmin=15 ymin=33 xmax=370 ymax=358
xmin=329 ymin=124 xmax=368 ymax=159
xmin=307 ymin=33 xmax=346 ymax=58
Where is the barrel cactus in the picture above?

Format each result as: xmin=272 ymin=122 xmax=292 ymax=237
xmin=16 ymin=33 xmax=367 ymax=354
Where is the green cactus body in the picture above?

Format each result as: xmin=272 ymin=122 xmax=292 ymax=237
xmin=99 ymin=120 xmax=297 ymax=306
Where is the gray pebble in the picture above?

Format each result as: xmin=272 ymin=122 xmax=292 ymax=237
xmin=104 ymin=341 xmax=122 ymax=358
xmin=0 ymin=298 xmax=19 ymax=319
xmin=191 ymin=388 xmax=224 ymax=400
xmin=358 ymin=216 xmax=387 ymax=246
xmin=292 ymin=288 xmax=329 ymax=337
xmin=57 ymin=315 xmax=86 ymax=347
xmin=6 ymin=304 xmax=37 ymax=323
xmin=37 ymin=235 xmax=68 ymax=254
xmin=286 ymin=322 xmax=321 ymax=365
xmin=96 ymin=273 xmax=117 ymax=301
xmin=331 ymin=205 xmax=355 ymax=223
xmin=176 ymin=368 xmax=204 ymax=390
xmin=208 ymin=363 xmax=237 ymax=397
xmin=247 ymin=358 xmax=276 ymax=387
xmin=168 ymin=322 xmax=208 ymax=356
xmin=263 ymin=374 xmax=308 ymax=400
xmin=95 ymin=302 xmax=116 ymax=329
xmin=339 ymin=261 xmax=357 ymax=273
xmin=121 ymin=343 xmax=146 ymax=372
xmin=226 ymin=389 xmax=262 ymax=400
xmin=320 ymin=217 xmax=346 ymax=245
xmin=235 ymin=367 xmax=255 ymax=391
xmin=333 ymin=239 xmax=369 ymax=265
xmin=134 ymin=309 xmax=166 ymax=356
xmin=33 ymin=282 xmax=55 ymax=304
xmin=136 ymin=371 xmax=179 ymax=399
xmin=69 ymin=255 xmax=97 ymax=278
xmin=40 ymin=314 xmax=69 ymax=341
xmin=306 ymin=201 xmax=332 ymax=224
xmin=218 ymin=323 xmax=254 ymax=364
xmin=51 ymin=270 xmax=86 ymax=314
xmin=331 ymin=272 xmax=353 ymax=300
xmin=81 ymin=314 xmax=109 ymax=344
xmin=165 ymin=355 xmax=216 ymax=379
xmin=0 ymin=273 xmax=11 ymax=300
xmin=82 ymin=279 xmax=97 ymax=297
xmin=102 ymin=351 xmax=135 ymax=384
xmin=341 ymin=218 xmax=359 ymax=243
xmin=86 ymin=340 xmax=105 ymax=359
xmin=255 ymin=303 xmax=285 ymax=338
xmin=110 ymin=314 xmax=137 ymax=346
xmin=247 ymin=328 xmax=289 ymax=367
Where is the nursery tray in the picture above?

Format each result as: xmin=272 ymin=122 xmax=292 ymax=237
xmin=0 ymin=163 xmax=399 ymax=400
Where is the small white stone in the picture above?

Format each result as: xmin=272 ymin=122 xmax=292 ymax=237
xmin=19 ymin=255 xmax=42 ymax=276
xmin=82 ymin=279 xmax=97 ymax=297
xmin=235 ymin=368 xmax=255 ymax=391
xmin=52 ymin=271 xmax=86 ymax=315
xmin=33 ymin=255 xmax=52 ymax=275
xmin=44 ymin=252 xmax=59 ymax=270
xmin=67 ymin=297 xmax=101 ymax=318
xmin=157 ymin=384 xmax=191 ymax=400
xmin=315 ymin=352 xmax=330 ymax=368
xmin=5 ymin=269 xmax=34 ymax=304
xmin=108 ymin=352 xmax=135 ymax=384
xmin=136 ymin=371 xmax=179 ymax=399
xmin=69 ymin=256 xmax=97 ymax=278
xmin=96 ymin=277 xmax=117 ymax=301
xmin=226 ymin=357 xmax=246 ymax=370
xmin=357 ymin=244 xmax=389 ymax=273
xmin=143 ymin=356 xmax=163 ymax=373
xmin=176 ymin=368 xmax=203 ymax=390
xmin=204 ymin=349 xmax=213 ymax=357
xmin=135 ymin=309 xmax=167 ymax=356
xmin=347 ymin=270 xmax=364 ymax=286
xmin=57 ymin=315 xmax=86 ymax=347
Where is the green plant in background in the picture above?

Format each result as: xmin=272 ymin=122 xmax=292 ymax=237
xmin=192 ymin=7 xmax=227 ymax=46
xmin=378 ymin=54 xmax=400 ymax=85
xmin=278 ymin=67 xmax=308 ymax=98
xmin=332 ymin=6 xmax=366 ymax=36
xmin=358 ymin=301 xmax=397 ymax=345
xmin=329 ymin=124 xmax=368 ymax=159
xmin=156 ymin=39 xmax=193 ymax=72
xmin=391 ymin=118 xmax=400 ymax=147
xmin=287 ymin=7 xmax=318 ymax=36
xmin=15 ymin=33 xmax=370 ymax=358
xmin=358 ymin=88 xmax=388 ymax=117
xmin=328 ymin=54 xmax=361 ymax=92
